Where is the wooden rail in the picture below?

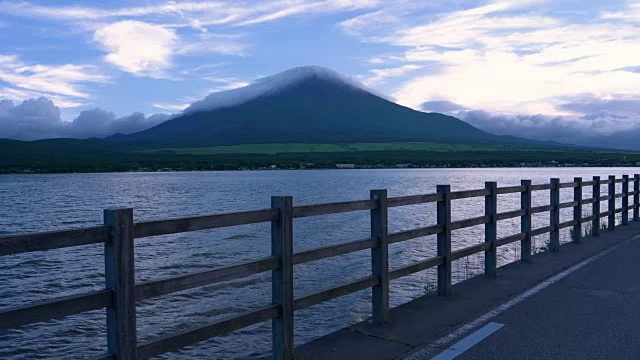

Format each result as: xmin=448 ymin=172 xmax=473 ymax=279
xmin=2 ymin=173 xmax=640 ymax=359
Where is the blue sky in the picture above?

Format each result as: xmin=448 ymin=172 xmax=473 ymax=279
xmin=1 ymin=0 xmax=640 ymax=146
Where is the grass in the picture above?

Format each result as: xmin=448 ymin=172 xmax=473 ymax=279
xmin=4 ymin=138 xmax=640 ymax=173
xmin=139 ymin=142 xmax=531 ymax=155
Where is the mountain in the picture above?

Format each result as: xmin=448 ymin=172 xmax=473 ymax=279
xmin=109 ymin=66 xmax=540 ymax=147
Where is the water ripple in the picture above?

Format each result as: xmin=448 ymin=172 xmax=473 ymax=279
xmin=0 ymin=168 xmax=633 ymax=359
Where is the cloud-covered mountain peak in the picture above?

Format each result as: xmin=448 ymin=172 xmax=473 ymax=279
xmin=184 ymin=65 xmax=373 ymax=114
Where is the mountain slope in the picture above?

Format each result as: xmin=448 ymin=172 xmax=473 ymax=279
xmin=110 ymin=66 xmax=539 ymax=147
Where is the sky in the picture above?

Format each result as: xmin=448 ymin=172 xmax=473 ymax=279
xmin=0 ymin=0 xmax=639 ymax=148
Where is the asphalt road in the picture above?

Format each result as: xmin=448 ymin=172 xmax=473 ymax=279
xmin=440 ymin=235 xmax=640 ymax=360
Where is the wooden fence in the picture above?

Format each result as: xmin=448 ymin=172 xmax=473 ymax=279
xmin=1 ymin=174 xmax=640 ymax=359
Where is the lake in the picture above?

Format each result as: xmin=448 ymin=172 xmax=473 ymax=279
xmin=0 ymin=168 xmax=636 ymax=359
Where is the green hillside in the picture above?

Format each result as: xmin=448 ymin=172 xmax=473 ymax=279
xmin=109 ymin=73 xmax=540 ymax=148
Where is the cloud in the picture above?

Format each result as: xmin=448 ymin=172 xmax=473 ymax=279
xmin=1 ymin=1 xmax=380 ymax=28
xmin=419 ymin=92 xmax=640 ymax=150
xmin=363 ymin=64 xmax=422 ymax=85
xmin=421 ymin=100 xmax=468 ymax=113
xmin=0 ymin=97 xmax=64 ymax=140
xmin=1 ymin=1 xmax=378 ymax=82
xmin=204 ymin=77 xmax=250 ymax=92
xmin=91 ymin=21 xmax=249 ymax=77
xmin=339 ymin=0 xmax=640 ymax=122
xmin=176 ymin=33 xmax=249 ymax=56
xmin=0 ymin=54 xmax=109 ymax=106
xmin=557 ymin=95 xmax=640 ymax=117
xmin=70 ymin=109 xmax=171 ymax=137
xmin=601 ymin=2 xmax=640 ymax=21
xmin=94 ymin=21 xmax=177 ymax=78
xmin=152 ymin=102 xmax=189 ymax=112
xmin=617 ymin=66 xmax=640 ymax=73
xmin=581 ymin=110 xmax=628 ymax=121
xmin=456 ymin=108 xmax=640 ymax=150
xmin=339 ymin=10 xmax=398 ymax=37
xmin=0 ymin=97 xmax=172 ymax=140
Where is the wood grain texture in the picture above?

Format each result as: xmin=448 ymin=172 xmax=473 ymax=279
xmin=558 ymin=220 xmax=578 ymax=229
xmin=559 ymin=201 xmax=579 ymax=209
xmin=496 ymin=185 xmax=526 ymax=195
xmin=293 ymin=237 xmax=377 ymax=265
xmin=608 ymin=176 xmax=616 ymax=231
xmin=485 ymin=182 xmax=498 ymax=276
xmin=531 ymin=225 xmax=553 ymax=237
xmin=531 ymin=204 xmax=554 ymax=214
xmin=495 ymin=233 xmax=526 ymax=247
xmin=293 ymin=276 xmax=379 ymax=311
xmin=496 ymin=209 xmax=526 ymax=221
xmin=271 ymin=196 xmax=294 ymax=360
xmin=450 ymin=243 xmax=489 ymax=261
xmin=134 ymin=208 xmax=277 ymax=238
xmin=635 ymin=174 xmax=640 ymax=221
xmin=370 ymin=189 xmax=390 ymax=324
xmin=593 ymin=176 xmax=601 ymax=236
xmin=136 ymin=257 xmax=278 ymax=301
xmin=437 ymin=185 xmax=452 ymax=296
xmin=451 ymin=215 xmax=489 ymax=231
xmin=0 ymin=226 xmax=110 ymax=256
xmin=293 ymin=199 xmax=377 ymax=218
xmin=388 ymin=224 xmax=443 ymax=244
xmin=388 ymin=193 xmax=442 ymax=207
xmin=573 ymin=177 xmax=582 ymax=243
xmin=550 ymin=179 xmax=560 ymax=252
xmin=521 ymin=180 xmax=532 ymax=263
xmin=103 ymin=208 xmax=137 ymax=360
xmin=530 ymin=183 xmax=553 ymax=191
xmin=622 ymin=175 xmax=629 ymax=225
xmin=137 ymin=305 xmax=280 ymax=360
xmin=450 ymin=188 xmax=490 ymax=200
xmin=0 ymin=290 xmax=111 ymax=331
xmin=388 ymin=256 xmax=445 ymax=280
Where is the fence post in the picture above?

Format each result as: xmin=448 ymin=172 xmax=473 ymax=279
xmin=485 ymin=182 xmax=497 ymax=276
xmin=593 ymin=176 xmax=601 ymax=236
xmin=370 ymin=189 xmax=389 ymax=324
xmin=437 ymin=185 xmax=452 ymax=296
xmin=608 ymin=175 xmax=616 ymax=231
xmin=623 ymin=175 xmax=629 ymax=225
xmin=635 ymin=174 xmax=640 ymax=222
xmin=271 ymin=196 xmax=294 ymax=360
xmin=103 ymin=208 xmax=137 ymax=360
xmin=573 ymin=177 xmax=582 ymax=243
xmin=521 ymin=180 xmax=532 ymax=262
xmin=550 ymin=178 xmax=560 ymax=252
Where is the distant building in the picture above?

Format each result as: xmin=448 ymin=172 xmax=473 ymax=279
xmin=270 ymin=165 xmax=277 ymax=169
xmin=336 ymin=164 xmax=356 ymax=169
xmin=396 ymin=163 xmax=411 ymax=168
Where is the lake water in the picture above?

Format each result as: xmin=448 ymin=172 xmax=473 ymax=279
xmin=0 ymin=168 xmax=636 ymax=359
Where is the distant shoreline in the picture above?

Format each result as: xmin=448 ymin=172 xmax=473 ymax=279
xmin=5 ymin=163 xmax=640 ymax=175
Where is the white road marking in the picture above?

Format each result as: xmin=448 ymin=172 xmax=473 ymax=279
xmin=430 ymin=322 xmax=504 ymax=360
xmin=403 ymin=235 xmax=639 ymax=360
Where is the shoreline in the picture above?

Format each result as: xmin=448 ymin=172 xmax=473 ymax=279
xmin=3 ymin=164 xmax=640 ymax=175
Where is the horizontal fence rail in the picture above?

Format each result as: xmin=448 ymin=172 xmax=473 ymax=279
xmin=2 ymin=174 xmax=640 ymax=359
